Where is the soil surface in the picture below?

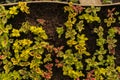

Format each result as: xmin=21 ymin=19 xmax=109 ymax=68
xmin=6 ymin=2 xmax=120 ymax=80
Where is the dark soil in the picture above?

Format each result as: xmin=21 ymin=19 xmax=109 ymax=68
xmin=6 ymin=2 xmax=120 ymax=80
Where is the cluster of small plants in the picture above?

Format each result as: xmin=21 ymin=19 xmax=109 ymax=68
xmin=1 ymin=1 xmax=120 ymax=80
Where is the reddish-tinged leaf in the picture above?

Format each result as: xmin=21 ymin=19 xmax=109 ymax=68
xmin=43 ymin=72 xmax=52 ymax=79
xmin=91 ymin=78 xmax=96 ymax=80
xmin=72 ymin=5 xmax=84 ymax=13
xmin=44 ymin=63 xmax=53 ymax=70
xmin=76 ymin=6 xmax=84 ymax=12
xmin=87 ymin=70 xmax=95 ymax=78
xmin=55 ymin=59 xmax=59 ymax=63
xmin=56 ymin=63 xmax=63 ymax=68
xmin=90 ymin=70 xmax=94 ymax=73
xmin=87 ymin=73 xmax=92 ymax=78
xmin=0 ymin=61 xmax=2 ymax=65
xmin=36 ymin=18 xmax=46 ymax=25
xmin=53 ymin=46 xmax=64 ymax=53
xmin=114 ymin=27 xmax=120 ymax=35
xmin=72 ymin=6 xmax=78 ymax=13
xmin=45 ymin=45 xmax=53 ymax=52
xmin=107 ymin=8 xmax=115 ymax=17
xmin=0 ymin=55 xmax=5 ymax=59
xmin=76 ymin=78 xmax=80 ymax=80
xmin=109 ymin=48 xmax=115 ymax=55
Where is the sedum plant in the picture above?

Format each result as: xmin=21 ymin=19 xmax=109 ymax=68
xmin=104 ymin=8 xmax=116 ymax=27
xmin=79 ymin=6 xmax=101 ymax=23
xmin=56 ymin=26 xmax=64 ymax=38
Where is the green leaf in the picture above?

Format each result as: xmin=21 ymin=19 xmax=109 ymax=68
xmin=76 ymin=20 xmax=84 ymax=32
xmin=98 ymin=55 xmax=104 ymax=61
xmin=0 ymin=72 xmax=12 ymax=80
xmin=3 ymin=62 xmax=13 ymax=73
xmin=12 ymin=70 xmax=21 ymax=80
xmin=118 ymin=16 xmax=120 ymax=21
xmin=116 ymin=66 xmax=120 ymax=72
xmin=96 ymin=38 xmax=106 ymax=46
xmin=106 ymin=55 xmax=116 ymax=66
xmin=11 ymin=29 xmax=20 ymax=37
xmin=65 ymin=29 xmax=77 ymax=39
xmin=75 ymin=61 xmax=83 ymax=70
xmin=40 ymin=33 xmax=48 ymax=40
xmin=2 ymin=17 xmax=7 ymax=24
xmin=43 ymin=54 xmax=52 ymax=63
xmin=19 ymin=62 xmax=30 ymax=67
xmin=67 ymin=39 xmax=77 ymax=47
xmin=19 ymin=21 xmax=30 ymax=33
xmin=115 ymin=11 xmax=119 ymax=15
xmin=0 ymin=34 xmax=9 ymax=48
xmin=104 ymin=17 xmax=116 ymax=27
xmin=56 ymin=26 xmax=64 ymax=38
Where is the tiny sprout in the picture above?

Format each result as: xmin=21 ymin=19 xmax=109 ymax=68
xmin=11 ymin=29 xmax=20 ymax=37
xmin=56 ymin=26 xmax=64 ymax=38
xmin=118 ymin=16 xmax=120 ymax=21
xmin=107 ymin=8 xmax=115 ymax=17
xmin=18 ymin=2 xmax=30 ymax=14
xmin=19 ymin=21 xmax=30 ymax=33
xmin=77 ymin=34 xmax=88 ymax=42
xmin=67 ymin=39 xmax=77 ymax=47
xmin=43 ymin=71 xmax=52 ymax=80
xmin=9 ymin=6 xmax=18 ymax=15
xmin=53 ymin=46 xmax=64 ymax=53
xmin=76 ymin=20 xmax=84 ymax=32
xmin=104 ymin=17 xmax=116 ymax=27
xmin=44 ymin=63 xmax=53 ymax=71
xmin=55 ymin=62 xmax=63 ymax=68
xmin=116 ymin=67 xmax=120 ymax=73
xmin=114 ymin=11 xmax=119 ymax=16
xmin=0 ymin=28 xmax=3 ymax=36
xmin=45 ymin=45 xmax=54 ymax=52
xmin=65 ymin=29 xmax=77 ymax=39
xmin=94 ymin=26 xmax=104 ymax=37
xmin=35 ymin=67 xmax=43 ymax=74
xmin=0 ymin=55 xmax=6 ymax=60
xmin=85 ymin=6 xmax=101 ymax=15
xmin=72 ymin=5 xmax=84 ymax=14
xmin=36 ymin=18 xmax=46 ymax=25
xmin=114 ymin=27 xmax=120 ymax=35
xmin=6 ymin=24 xmax=12 ymax=30
xmin=0 ymin=34 xmax=9 ymax=48
xmin=43 ymin=54 xmax=52 ymax=63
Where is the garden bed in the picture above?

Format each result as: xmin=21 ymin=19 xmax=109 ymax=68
xmin=1 ymin=1 xmax=120 ymax=80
